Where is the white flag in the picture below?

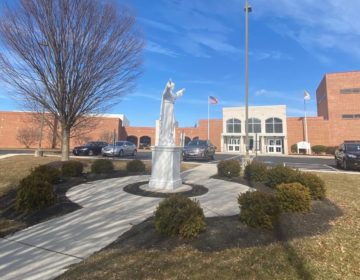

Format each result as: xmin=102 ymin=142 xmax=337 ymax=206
xmin=304 ymin=90 xmax=310 ymax=101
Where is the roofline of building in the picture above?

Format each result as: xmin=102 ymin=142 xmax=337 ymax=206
xmin=223 ymin=105 xmax=286 ymax=110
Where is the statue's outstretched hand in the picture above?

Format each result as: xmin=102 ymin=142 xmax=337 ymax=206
xmin=175 ymin=88 xmax=185 ymax=98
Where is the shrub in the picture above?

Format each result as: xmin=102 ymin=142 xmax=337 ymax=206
xmin=91 ymin=159 xmax=114 ymax=174
xmin=244 ymin=161 xmax=268 ymax=182
xmin=265 ymin=165 xmax=297 ymax=188
xmin=291 ymin=143 xmax=297 ymax=153
xmin=325 ymin=146 xmax=337 ymax=155
xmin=126 ymin=159 xmax=145 ymax=172
xmin=16 ymin=174 xmax=55 ymax=211
xmin=293 ymin=172 xmax=326 ymax=200
xmin=61 ymin=160 xmax=83 ymax=177
xmin=311 ymin=145 xmax=327 ymax=154
xmin=31 ymin=164 xmax=61 ymax=184
xmin=154 ymin=195 xmax=206 ymax=238
xmin=217 ymin=159 xmax=241 ymax=178
xmin=238 ymin=191 xmax=280 ymax=230
xmin=276 ymin=183 xmax=311 ymax=213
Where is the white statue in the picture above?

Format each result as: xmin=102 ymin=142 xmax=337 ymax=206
xmin=159 ymin=80 xmax=185 ymax=146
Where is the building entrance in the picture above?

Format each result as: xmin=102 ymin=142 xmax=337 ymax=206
xmin=267 ymin=138 xmax=283 ymax=153
xmin=227 ymin=137 xmax=240 ymax=152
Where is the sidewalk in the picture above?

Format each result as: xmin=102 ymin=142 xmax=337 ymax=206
xmin=0 ymin=164 xmax=250 ymax=280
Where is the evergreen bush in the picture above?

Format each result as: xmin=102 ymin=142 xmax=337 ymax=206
xmin=217 ymin=159 xmax=241 ymax=178
xmin=61 ymin=160 xmax=83 ymax=177
xmin=265 ymin=165 xmax=297 ymax=188
xmin=238 ymin=191 xmax=280 ymax=230
xmin=91 ymin=159 xmax=114 ymax=174
xmin=16 ymin=174 xmax=55 ymax=211
xmin=294 ymin=172 xmax=326 ymax=200
xmin=244 ymin=161 xmax=268 ymax=182
xmin=276 ymin=182 xmax=311 ymax=213
xmin=31 ymin=164 xmax=61 ymax=184
xmin=154 ymin=195 xmax=206 ymax=238
xmin=311 ymin=145 xmax=327 ymax=154
xmin=126 ymin=159 xmax=146 ymax=172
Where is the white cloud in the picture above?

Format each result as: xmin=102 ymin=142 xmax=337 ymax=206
xmin=138 ymin=18 xmax=177 ymax=33
xmin=254 ymin=0 xmax=360 ymax=60
xmin=146 ymin=41 xmax=179 ymax=57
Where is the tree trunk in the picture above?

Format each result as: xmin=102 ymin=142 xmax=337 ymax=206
xmin=61 ymin=125 xmax=70 ymax=161
xmin=51 ymin=116 xmax=59 ymax=149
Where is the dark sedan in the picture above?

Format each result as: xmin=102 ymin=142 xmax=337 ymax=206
xmin=73 ymin=141 xmax=108 ymax=156
xmin=182 ymin=140 xmax=216 ymax=161
xmin=335 ymin=142 xmax=360 ymax=170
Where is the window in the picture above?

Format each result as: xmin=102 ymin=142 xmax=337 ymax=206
xmin=340 ymin=88 xmax=360 ymax=94
xmin=226 ymin=118 xmax=241 ymax=133
xmin=342 ymin=114 xmax=360 ymax=119
xmin=248 ymin=118 xmax=261 ymax=133
xmin=265 ymin=118 xmax=283 ymax=133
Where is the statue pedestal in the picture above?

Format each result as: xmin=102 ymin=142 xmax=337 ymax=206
xmin=149 ymin=146 xmax=182 ymax=190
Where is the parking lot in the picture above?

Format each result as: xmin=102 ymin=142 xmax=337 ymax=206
xmin=0 ymin=149 xmax=358 ymax=173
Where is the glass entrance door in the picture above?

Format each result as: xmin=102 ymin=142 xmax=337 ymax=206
xmin=267 ymin=138 xmax=282 ymax=153
xmin=227 ymin=137 xmax=240 ymax=152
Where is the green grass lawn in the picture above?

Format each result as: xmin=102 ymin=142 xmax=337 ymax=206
xmin=58 ymin=172 xmax=360 ymax=280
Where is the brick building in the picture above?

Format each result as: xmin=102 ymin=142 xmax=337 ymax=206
xmin=287 ymin=71 xmax=360 ymax=148
xmin=0 ymin=71 xmax=359 ymax=153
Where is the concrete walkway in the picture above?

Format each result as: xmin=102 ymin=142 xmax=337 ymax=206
xmin=0 ymin=164 xmax=250 ymax=280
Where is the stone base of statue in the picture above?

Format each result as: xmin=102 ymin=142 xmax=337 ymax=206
xmin=148 ymin=146 xmax=182 ymax=190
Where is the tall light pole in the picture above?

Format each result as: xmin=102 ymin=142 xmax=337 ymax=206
xmin=244 ymin=0 xmax=252 ymax=159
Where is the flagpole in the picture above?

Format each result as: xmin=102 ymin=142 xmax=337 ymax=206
xmin=304 ymin=94 xmax=309 ymax=154
xmin=208 ymin=96 xmax=210 ymax=140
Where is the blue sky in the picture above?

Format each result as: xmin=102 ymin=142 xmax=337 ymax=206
xmin=1 ymin=0 xmax=360 ymax=127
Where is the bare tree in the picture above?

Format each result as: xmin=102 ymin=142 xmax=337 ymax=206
xmin=0 ymin=0 xmax=144 ymax=160
xmin=16 ymin=127 xmax=41 ymax=148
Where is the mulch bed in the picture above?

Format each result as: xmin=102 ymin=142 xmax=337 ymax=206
xmin=123 ymin=181 xmax=208 ymax=198
xmin=104 ymin=176 xmax=342 ymax=253
xmin=1 ymin=173 xmax=343 ymax=253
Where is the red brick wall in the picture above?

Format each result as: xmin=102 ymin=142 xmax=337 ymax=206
xmin=325 ymin=71 xmax=360 ymax=120
xmin=0 ymin=111 xmax=122 ymax=149
xmin=316 ymin=76 xmax=329 ymax=119
xmin=122 ymin=126 xmax=156 ymax=147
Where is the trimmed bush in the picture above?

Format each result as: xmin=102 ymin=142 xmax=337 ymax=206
xmin=311 ymin=145 xmax=326 ymax=154
xmin=291 ymin=143 xmax=297 ymax=153
xmin=16 ymin=174 xmax=55 ymax=211
xmin=61 ymin=160 xmax=83 ymax=177
xmin=217 ymin=159 xmax=241 ymax=178
xmin=126 ymin=159 xmax=145 ymax=172
xmin=154 ymin=195 xmax=206 ymax=238
xmin=265 ymin=165 xmax=297 ymax=188
xmin=31 ymin=164 xmax=61 ymax=184
xmin=238 ymin=191 xmax=280 ymax=230
xmin=293 ymin=172 xmax=326 ymax=200
xmin=276 ymin=183 xmax=311 ymax=213
xmin=91 ymin=159 xmax=114 ymax=174
xmin=325 ymin=146 xmax=337 ymax=155
xmin=244 ymin=161 xmax=268 ymax=182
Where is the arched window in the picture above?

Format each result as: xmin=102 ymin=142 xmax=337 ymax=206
xmin=226 ymin=118 xmax=241 ymax=133
xmin=265 ymin=118 xmax=283 ymax=133
xmin=248 ymin=118 xmax=261 ymax=133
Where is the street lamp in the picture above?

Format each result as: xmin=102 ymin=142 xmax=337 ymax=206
xmin=244 ymin=0 xmax=252 ymax=159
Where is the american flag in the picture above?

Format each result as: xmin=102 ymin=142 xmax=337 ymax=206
xmin=209 ymin=96 xmax=219 ymax=104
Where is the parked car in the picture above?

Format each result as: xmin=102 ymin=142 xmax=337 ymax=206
xmin=182 ymin=139 xmax=216 ymax=161
xmin=73 ymin=141 xmax=108 ymax=156
xmin=335 ymin=142 xmax=360 ymax=170
xmin=102 ymin=141 xmax=137 ymax=157
xmin=139 ymin=142 xmax=151 ymax=149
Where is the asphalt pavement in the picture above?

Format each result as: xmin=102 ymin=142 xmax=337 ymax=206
xmin=0 ymin=149 xmax=356 ymax=173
